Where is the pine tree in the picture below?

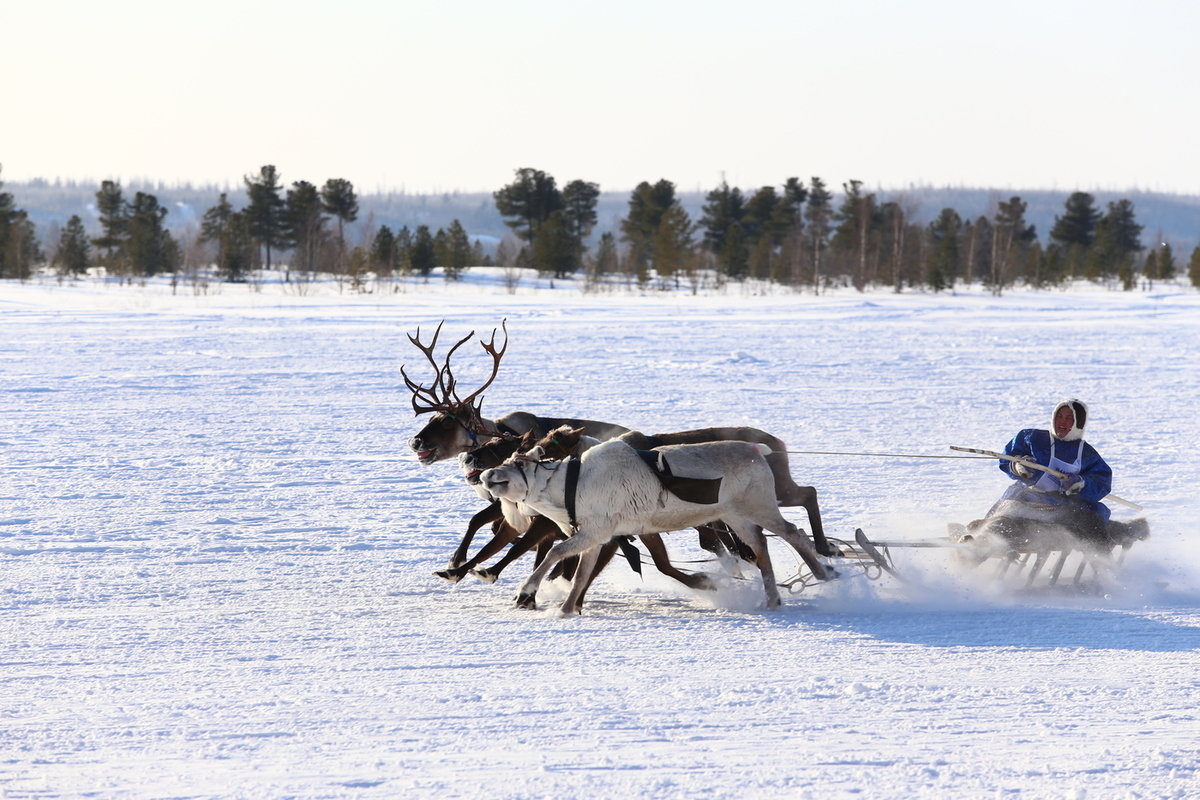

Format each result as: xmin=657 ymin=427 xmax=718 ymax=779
xmin=592 ymin=231 xmax=619 ymax=279
xmin=2 ymin=210 xmax=41 ymax=280
xmin=561 ymin=179 xmax=599 ymax=269
xmin=394 ymin=226 xmax=413 ymax=274
xmin=699 ymin=180 xmax=745 ymax=276
xmin=1189 ymin=246 xmax=1200 ymax=288
xmin=443 ymin=219 xmax=473 ymax=280
xmin=0 ymin=165 xmax=23 ymax=279
xmin=966 ymin=215 xmax=993 ymax=284
xmin=621 ymin=179 xmax=678 ymax=275
xmin=989 ymin=197 xmax=1036 ymax=294
xmin=371 ymin=225 xmax=396 ymax=276
xmin=832 ymin=180 xmax=879 ymax=290
xmin=1103 ymin=199 xmax=1144 ymax=254
xmin=55 ymin=215 xmax=91 ymax=276
xmin=742 ymin=186 xmax=779 ymax=250
xmin=223 ymin=211 xmax=255 ymax=282
xmin=531 ymin=210 xmax=576 ymax=279
xmin=1089 ymin=199 xmax=1143 ymax=282
xmin=1143 ymin=247 xmax=1159 ymax=284
xmin=1050 ymin=192 xmax=1101 ymax=278
xmin=410 ymin=225 xmax=436 ymax=276
xmin=92 ymin=180 xmax=129 ymax=274
xmin=126 ymin=191 xmax=173 ymax=276
xmin=1159 ymin=242 xmax=1176 ymax=281
xmin=493 ymin=168 xmax=564 ymax=244
xmin=1050 ymin=192 xmax=1101 ymax=247
xmin=286 ymin=181 xmax=326 ymax=276
xmin=200 ymin=193 xmax=233 ymax=264
xmin=720 ymin=221 xmax=749 ymax=281
xmin=652 ymin=202 xmax=697 ymax=287
xmin=244 ymin=165 xmax=287 ymax=271
xmin=804 ymin=177 xmax=833 ymax=291
xmin=926 ymin=208 xmax=962 ymax=293
xmin=320 ymin=178 xmax=359 ymax=259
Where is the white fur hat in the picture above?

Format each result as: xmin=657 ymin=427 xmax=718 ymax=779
xmin=1051 ymin=399 xmax=1088 ymax=441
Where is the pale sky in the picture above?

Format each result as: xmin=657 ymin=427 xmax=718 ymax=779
xmin=4 ymin=0 xmax=1199 ymax=196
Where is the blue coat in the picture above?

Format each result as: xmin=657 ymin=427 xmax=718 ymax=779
xmin=997 ymin=428 xmax=1112 ymax=521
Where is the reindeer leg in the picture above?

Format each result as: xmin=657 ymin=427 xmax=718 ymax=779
xmin=641 ymin=533 xmax=713 ymax=591
xmin=791 ymin=485 xmax=838 ymax=558
xmin=696 ymin=523 xmax=725 ymax=556
xmin=442 ymin=500 xmax=502 ymax=573
xmin=725 ymin=521 xmax=781 ymax=609
xmin=515 ymin=528 xmax=599 ymax=611
xmin=773 ymin=520 xmax=831 ymax=581
xmin=473 ymin=516 xmax=560 ymax=583
xmin=562 ymin=544 xmax=612 ymax=616
xmin=437 ymin=521 xmax=519 ymax=583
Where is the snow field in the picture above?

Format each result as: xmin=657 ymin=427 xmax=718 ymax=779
xmin=2 ymin=272 xmax=1199 ymax=799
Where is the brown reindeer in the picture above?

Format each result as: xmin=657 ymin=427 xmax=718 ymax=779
xmin=401 ymin=320 xmax=630 ymax=465
xmin=433 ymin=432 xmax=533 ymax=582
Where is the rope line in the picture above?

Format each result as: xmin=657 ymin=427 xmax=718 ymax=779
xmin=779 ymin=449 xmax=993 ymax=460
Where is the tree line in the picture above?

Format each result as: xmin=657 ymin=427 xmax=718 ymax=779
xmin=494 ymin=167 xmax=1200 ymax=294
xmin=0 ymin=164 xmax=487 ymax=287
xmin=4 ymin=161 xmax=1200 ymax=293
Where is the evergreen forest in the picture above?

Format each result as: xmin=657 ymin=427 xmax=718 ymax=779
xmin=3 ymin=163 xmax=1200 ymax=295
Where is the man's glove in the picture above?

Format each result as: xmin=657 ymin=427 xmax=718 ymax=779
xmin=1061 ymin=475 xmax=1085 ymax=495
xmin=1011 ymin=456 xmax=1035 ymax=479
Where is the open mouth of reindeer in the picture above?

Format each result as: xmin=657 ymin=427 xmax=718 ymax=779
xmin=415 ymin=447 xmax=438 ymax=464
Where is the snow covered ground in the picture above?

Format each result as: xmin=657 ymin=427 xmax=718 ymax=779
xmin=3 ymin=271 xmax=1199 ymax=799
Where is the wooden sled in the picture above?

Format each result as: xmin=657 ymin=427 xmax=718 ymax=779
xmin=852 ymin=517 xmax=1150 ymax=593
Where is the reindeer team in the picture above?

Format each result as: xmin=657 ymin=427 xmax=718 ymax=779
xmin=402 ymin=320 xmax=839 ymax=615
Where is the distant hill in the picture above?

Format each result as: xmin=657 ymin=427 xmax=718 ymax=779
xmin=9 ymin=179 xmax=1200 ymax=253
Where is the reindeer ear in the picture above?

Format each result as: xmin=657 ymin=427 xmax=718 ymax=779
xmin=569 ymin=427 xmax=586 ymax=438
xmin=527 ymin=445 xmax=546 ymax=461
xmin=520 ymin=430 xmax=537 ymax=448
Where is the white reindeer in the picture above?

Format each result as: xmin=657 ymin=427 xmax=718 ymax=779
xmin=480 ymin=438 xmax=832 ymax=615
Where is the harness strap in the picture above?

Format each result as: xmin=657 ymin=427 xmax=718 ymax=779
xmin=564 ymin=454 xmax=581 ymax=532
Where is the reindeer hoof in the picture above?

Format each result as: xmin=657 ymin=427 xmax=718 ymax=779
xmin=434 ymin=569 xmax=465 ymax=583
xmin=689 ymin=574 xmax=716 ymax=592
xmin=471 ymin=568 xmax=498 ymax=584
xmin=515 ymin=593 xmax=537 ymax=610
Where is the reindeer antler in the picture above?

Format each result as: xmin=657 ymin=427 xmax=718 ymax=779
xmin=400 ymin=319 xmax=508 ymax=422
xmin=453 ymin=319 xmax=508 ymax=412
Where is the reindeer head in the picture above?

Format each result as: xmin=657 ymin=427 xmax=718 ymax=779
xmin=402 ymin=319 xmax=508 ymax=464
xmin=479 ymin=453 xmax=540 ymax=503
xmin=526 ymin=426 xmax=588 ymax=461
xmin=458 ymin=431 xmax=535 ymax=485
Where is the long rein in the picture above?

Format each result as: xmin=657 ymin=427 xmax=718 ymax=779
xmin=777 ymin=446 xmax=1142 ymax=511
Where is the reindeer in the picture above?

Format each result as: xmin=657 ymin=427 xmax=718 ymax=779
xmin=444 ymin=427 xmax=713 ymax=594
xmin=480 ymin=438 xmax=833 ymax=615
xmin=402 ymin=320 xmax=835 ymax=585
xmin=402 ymin=320 xmax=630 ymax=466
xmin=618 ymin=428 xmax=836 ymax=558
xmin=433 ymin=432 xmax=535 ymax=582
